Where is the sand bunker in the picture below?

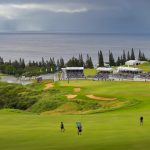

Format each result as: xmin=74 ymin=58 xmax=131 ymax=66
xmin=86 ymin=95 xmax=116 ymax=101
xmin=74 ymin=88 xmax=81 ymax=92
xmin=44 ymin=83 xmax=54 ymax=90
xmin=65 ymin=94 xmax=77 ymax=99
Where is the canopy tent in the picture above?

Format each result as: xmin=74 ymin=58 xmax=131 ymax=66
xmin=64 ymin=67 xmax=84 ymax=70
xmin=125 ymin=60 xmax=140 ymax=66
xmin=116 ymin=67 xmax=142 ymax=73
xmin=96 ymin=67 xmax=113 ymax=73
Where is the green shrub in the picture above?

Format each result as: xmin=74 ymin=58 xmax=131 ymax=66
xmin=0 ymin=83 xmax=38 ymax=110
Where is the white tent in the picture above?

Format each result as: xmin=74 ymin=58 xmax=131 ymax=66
xmin=117 ymin=66 xmax=142 ymax=73
xmin=96 ymin=67 xmax=113 ymax=72
xmin=65 ymin=67 xmax=84 ymax=70
xmin=125 ymin=60 xmax=140 ymax=66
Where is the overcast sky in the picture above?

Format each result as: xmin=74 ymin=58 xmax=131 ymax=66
xmin=0 ymin=0 xmax=149 ymax=33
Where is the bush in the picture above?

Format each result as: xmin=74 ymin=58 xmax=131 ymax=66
xmin=0 ymin=83 xmax=38 ymax=110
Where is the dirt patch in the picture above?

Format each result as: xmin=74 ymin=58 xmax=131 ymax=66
xmin=74 ymin=88 xmax=81 ymax=92
xmin=44 ymin=83 xmax=54 ymax=90
xmin=65 ymin=94 xmax=77 ymax=99
xmin=86 ymin=95 xmax=116 ymax=101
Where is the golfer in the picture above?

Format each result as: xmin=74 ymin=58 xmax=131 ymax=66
xmin=140 ymin=116 xmax=143 ymax=126
xmin=60 ymin=122 xmax=65 ymax=132
xmin=76 ymin=122 xmax=82 ymax=135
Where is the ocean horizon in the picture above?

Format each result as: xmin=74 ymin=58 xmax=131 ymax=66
xmin=0 ymin=33 xmax=150 ymax=65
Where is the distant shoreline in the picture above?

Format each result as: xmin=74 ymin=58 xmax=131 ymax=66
xmin=0 ymin=32 xmax=150 ymax=36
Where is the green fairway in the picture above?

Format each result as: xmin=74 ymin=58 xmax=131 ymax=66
xmin=0 ymin=80 xmax=150 ymax=150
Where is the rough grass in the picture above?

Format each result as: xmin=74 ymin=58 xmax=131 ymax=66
xmin=0 ymin=82 xmax=38 ymax=110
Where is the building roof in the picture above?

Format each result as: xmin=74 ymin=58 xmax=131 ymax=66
xmin=117 ymin=66 xmax=142 ymax=72
xmin=96 ymin=67 xmax=113 ymax=72
xmin=125 ymin=60 xmax=140 ymax=65
xmin=126 ymin=60 xmax=139 ymax=63
xmin=62 ymin=67 xmax=84 ymax=70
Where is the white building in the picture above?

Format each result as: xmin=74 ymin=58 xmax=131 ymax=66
xmin=125 ymin=60 xmax=140 ymax=66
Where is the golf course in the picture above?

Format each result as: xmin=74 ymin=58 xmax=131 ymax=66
xmin=0 ymin=80 xmax=150 ymax=150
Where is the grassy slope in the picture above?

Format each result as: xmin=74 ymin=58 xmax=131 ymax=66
xmin=0 ymin=73 xmax=5 ymax=76
xmin=137 ymin=62 xmax=150 ymax=72
xmin=26 ymin=80 xmax=130 ymax=114
xmin=84 ymin=68 xmax=97 ymax=77
xmin=1 ymin=80 xmax=150 ymax=150
xmin=123 ymin=61 xmax=150 ymax=72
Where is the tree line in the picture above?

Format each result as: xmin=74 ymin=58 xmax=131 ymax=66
xmin=98 ymin=49 xmax=147 ymax=67
xmin=0 ymin=57 xmax=65 ymax=77
xmin=0 ymin=48 xmax=148 ymax=76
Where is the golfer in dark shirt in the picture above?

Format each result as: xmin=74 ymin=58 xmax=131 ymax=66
xmin=60 ymin=122 xmax=65 ymax=132
xmin=140 ymin=116 xmax=143 ymax=126
xmin=76 ymin=122 xmax=82 ymax=135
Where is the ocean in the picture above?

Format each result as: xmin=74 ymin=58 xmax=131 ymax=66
xmin=0 ymin=33 xmax=150 ymax=65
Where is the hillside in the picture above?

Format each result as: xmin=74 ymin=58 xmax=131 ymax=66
xmin=1 ymin=80 xmax=150 ymax=114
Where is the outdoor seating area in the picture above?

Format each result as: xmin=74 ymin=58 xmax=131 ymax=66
xmin=61 ymin=67 xmax=84 ymax=79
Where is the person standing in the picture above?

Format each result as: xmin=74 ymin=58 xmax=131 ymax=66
xmin=76 ymin=122 xmax=82 ymax=135
xmin=140 ymin=116 xmax=143 ymax=126
xmin=60 ymin=122 xmax=65 ymax=132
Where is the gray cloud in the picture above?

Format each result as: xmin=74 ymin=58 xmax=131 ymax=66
xmin=0 ymin=0 xmax=149 ymax=33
